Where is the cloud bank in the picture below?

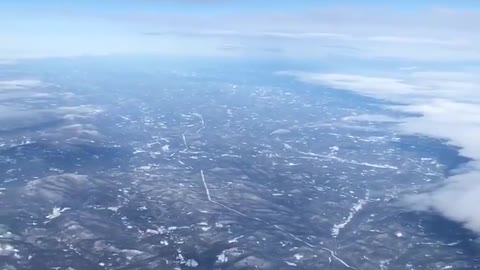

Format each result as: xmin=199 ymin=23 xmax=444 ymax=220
xmin=282 ymin=70 xmax=480 ymax=233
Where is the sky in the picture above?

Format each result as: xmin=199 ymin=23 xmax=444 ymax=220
xmin=1 ymin=0 xmax=480 ymax=61
xmin=2 ymin=1 xmax=480 ymax=234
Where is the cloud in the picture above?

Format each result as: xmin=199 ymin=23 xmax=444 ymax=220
xmin=145 ymin=30 xmax=350 ymax=40
xmin=2 ymin=6 xmax=480 ymax=61
xmin=0 ymin=79 xmax=51 ymax=103
xmin=0 ymin=59 xmax=16 ymax=65
xmin=0 ymin=80 xmax=44 ymax=91
xmin=342 ymin=114 xmax=403 ymax=123
xmin=278 ymin=72 xmax=419 ymax=99
xmin=0 ymin=79 xmax=103 ymax=144
xmin=281 ymin=70 xmax=480 ymax=103
xmin=282 ymin=69 xmax=480 ymax=234
xmin=0 ymin=107 xmax=62 ymax=133
xmin=138 ymin=8 xmax=480 ymax=61
xmin=366 ymin=36 xmax=469 ymax=46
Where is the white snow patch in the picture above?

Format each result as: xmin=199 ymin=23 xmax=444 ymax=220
xmin=160 ymin=240 xmax=169 ymax=246
xmin=228 ymin=235 xmax=244 ymax=243
xmin=46 ymin=207 xmax=70 ymax=220
xmin=162 ymin=145 xmax=170 ymax=152
xmin=107 ymin=206 xmax=120 ymax=212
xmin=293 ymin=253 xmax=304 ymax=260
xmin=379 ymin=259 xmax=390 ymax=270
xmin=217 ymin=251 xmax=228 ymax=263
xmin=330 ymin=146 xmax=339 ymax=152
xmin=0 ymin=243 xmax=18 ymax=256
xmin=283 ymin=143 xmax=293 ymax=149
xmin=220 ymin=154 xmax=241 ymax=158
xmin=157 ymin=226 xmax=168 ymax=234
xmin=271 ymin=129 xmax=291 ymax=135
xmin=185 ymin=259 xmax=199 ymax=267
xmin=332 ymin=194 xmax=369 ymax=237
xmin=201 ymin=226 xmax=211 ymax=231
xmin=146 ymin=229 xmax=159 ymax=235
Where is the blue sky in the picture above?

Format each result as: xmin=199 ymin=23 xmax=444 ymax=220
xmin=3 ymin=0 xmax=480 ymax=9
xmin=2 ymin=0 xmax=480 ymax=16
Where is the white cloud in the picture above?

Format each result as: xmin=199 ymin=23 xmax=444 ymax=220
xmin=404 ymin=171 xmax=480 ymax=233
xmin=281 ymin=70 xmax=480 ymax=103
xmin=279 ymin=72 xmax=419 ymax=99
xmin=283 ymin=70 xmax=480 ymax=234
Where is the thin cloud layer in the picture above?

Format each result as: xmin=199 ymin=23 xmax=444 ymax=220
xmin=0 ymin=80 xmax=44 ymax=91
xmin=0 ymin=79 xmax=104 ymax=145
xmin=2 ymin=6 xmax=480 ymax=61
xmin=282 ymin=70 xmax=480 ymax=234
xmin=135 ymin=8 xmax=480 ymax=61
xmin=170 ymin=7 xmax=477 ymax=62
